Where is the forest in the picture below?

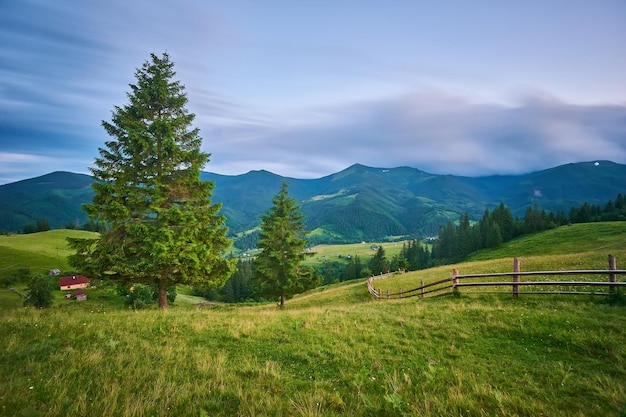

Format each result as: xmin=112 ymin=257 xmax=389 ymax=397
xmin=199 ymin=193 xmax=626 ymax=303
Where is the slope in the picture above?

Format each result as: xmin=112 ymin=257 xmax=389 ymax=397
xmin=357 ymin=221 xmax=626 ymax=300
xmin=0 ymin=229 xmax=97 ymax=279
xmin=1 ymin=224 xmax=625 ymax=416
xmin=0 ymin=171 xmax=94 ymax=231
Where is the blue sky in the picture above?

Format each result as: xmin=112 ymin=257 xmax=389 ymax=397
xmin=1 ymin=1 xmax=625 ymax=184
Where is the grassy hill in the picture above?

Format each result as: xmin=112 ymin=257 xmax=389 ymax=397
xmin=0 ymin=224 xmax=625 ymax=416
xmin=0 ymin=229 xmax=97 ymax=279
xmin=466 ymin=222 xmax=626 ymax=260
xmin=366 ymin=222 xmax=626 ymax=298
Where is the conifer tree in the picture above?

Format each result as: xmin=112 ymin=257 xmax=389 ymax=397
xmin=221 ymin=259 xmax=254 ymax=303
xmin=369 ymin=246 xmax=389 ymax=275
xmin=343 ymin=255 xmax=363 ymax=281
xmin=253 ymin=181 xmax=316 ymax=308
xmin=68 ymin=53 xmax=235 ymax=309
xmin=491 ymin=203 xmax=516 ymax=241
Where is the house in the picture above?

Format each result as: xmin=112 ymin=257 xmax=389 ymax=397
xmin=59 ymin=275 xmax=91 ymax=291
xmin=73 ymin=290 xmax=87 ymax=301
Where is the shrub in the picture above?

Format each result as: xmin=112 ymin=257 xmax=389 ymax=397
xmin=118 ymin=283 xmax=177 ymax=309
xmin=23 ymin=275 xmax=54 ymax=308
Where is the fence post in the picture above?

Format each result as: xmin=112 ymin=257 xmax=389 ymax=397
xmin=452 ymin=268 xmax=459 ymax=296
xmin=386 ymin=288 xmax=390 ymax=299
xmin=399 ymin=288 xmax=402 ymax=299
xmin=513 ymin=257 xmax=520 ymax=298
xmin=420 ymin=280 xmax=424 ymax=298
xmin=608 ymin=254 xmax=617 ymax=294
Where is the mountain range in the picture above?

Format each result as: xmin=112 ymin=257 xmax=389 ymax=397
xmin=1 ymin=160 xmax=624 ymax=244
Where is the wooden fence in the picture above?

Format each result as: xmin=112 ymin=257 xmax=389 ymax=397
xmin=367 ymin=254 xmax=626 ymax=300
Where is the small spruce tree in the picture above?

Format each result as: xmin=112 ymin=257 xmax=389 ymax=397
xmin=369 ymin=246 xmax=389 ymax=275
xmin=253 ymin=181 xmax=316 ymax=308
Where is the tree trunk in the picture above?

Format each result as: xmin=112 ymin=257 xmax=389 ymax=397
xmin=279 ymin=293 xmax=285 ymax=309
xmin=158 ymin=280 xmax=168 ymax=310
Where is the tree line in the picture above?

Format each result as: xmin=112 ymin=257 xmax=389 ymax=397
xmin=21 ymin=218 xmax=104 ymax=234
xmin=432 ymin=194 xmax=625 ymax=264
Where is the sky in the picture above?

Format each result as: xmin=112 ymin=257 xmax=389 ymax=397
xmin=1 ymin=1 xmax=625 ymax=184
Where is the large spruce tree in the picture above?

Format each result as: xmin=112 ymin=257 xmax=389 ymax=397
xmin=253 ymin=181 xmax=316 ymax=308
xmin=68 ymin=53 xmax=235 ymax=309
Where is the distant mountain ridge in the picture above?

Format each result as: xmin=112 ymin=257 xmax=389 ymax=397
xmin=1 ymin=161 xmax=625 ymax=244
xmin=0 ymin=171 xmax=95 ymax=233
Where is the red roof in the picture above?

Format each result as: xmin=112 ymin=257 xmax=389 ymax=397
xmin=59 ymin=275 xmax=91 ymax=287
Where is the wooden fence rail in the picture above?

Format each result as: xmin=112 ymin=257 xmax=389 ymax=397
xmin=367 ymin=254 xmax=626 ymax=300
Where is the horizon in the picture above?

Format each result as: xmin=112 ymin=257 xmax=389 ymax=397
xmin=1 ymin=159 xmax=619 ymax=186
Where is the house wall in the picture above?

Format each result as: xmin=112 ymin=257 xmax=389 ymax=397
xmin=60 ymin=283 xmax=89 ymax=291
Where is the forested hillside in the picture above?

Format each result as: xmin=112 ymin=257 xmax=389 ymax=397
xmin=0 ymin=172 xmax=95 ymax=232
xmin=1 ymin=161 xmax=625 ymax=245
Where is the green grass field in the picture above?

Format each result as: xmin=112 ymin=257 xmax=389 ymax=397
xmin=0 ymin=230 xmax=97 ymax=279
xmin=467 ymin=222 xmax=626 ymax=261
xmin=305 ymin=240 xmax=406 ymax=267
xmin=0 ymin=228 xmax=406 ymax=292
xmin=1 ymin=224 xmax=625 ymax=416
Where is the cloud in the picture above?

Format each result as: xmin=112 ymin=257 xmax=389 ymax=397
xmin=204 ymin=91 xmax=626 ymax=177
xmin=0 ymin=152 xmax=91 ymax=184
xmin=1 ymin=1 xmax=625 ymax=184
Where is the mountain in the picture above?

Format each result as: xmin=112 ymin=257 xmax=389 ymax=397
xmin=0 ymin=171 xmax=95 ymax=232
xmin=1 ymin=161 xmax=624 ymax=244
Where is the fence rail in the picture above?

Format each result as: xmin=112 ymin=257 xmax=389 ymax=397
xmin=367 ymin=254 xmax=626 ymax=300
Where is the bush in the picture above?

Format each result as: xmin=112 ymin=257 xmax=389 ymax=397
xmin=23 ymin=275 xmax=54 ymax=308
xmin=0 ymin=275 xmax=18 ymax=288
xmin=0 ymin=268 xmax=34 ymax=297
xmin=127 ymin=284 xmax=155 ymax=309
xmin=166 ymin=285 xmax=177 ymax=303
xmin=118 ymin=283 xmax=177 ymax=309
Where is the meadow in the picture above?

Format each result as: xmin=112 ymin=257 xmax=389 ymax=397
xmin=304 ymin=240 xmax=406 ymax=268
xmin=0 ymin=229 xmax=98 ymax=279
xmin=1 ymin=223 xmax=625 ymax=416
xmin=0 ymin=229 xmax=400 ymax=280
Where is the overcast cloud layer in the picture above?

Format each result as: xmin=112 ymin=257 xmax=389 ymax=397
xmin=1 ymin=1 xmax=625 ymax=184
